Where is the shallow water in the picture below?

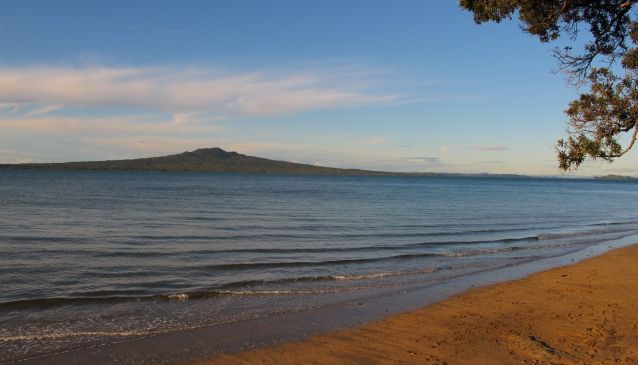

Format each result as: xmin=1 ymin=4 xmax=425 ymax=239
xmin=1 ymin=170 xmax=638 ymax=362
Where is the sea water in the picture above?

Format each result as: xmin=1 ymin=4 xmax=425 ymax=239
xmin=1 ymin=170 xmax=638 ymax=362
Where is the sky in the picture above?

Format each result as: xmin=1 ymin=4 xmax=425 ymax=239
xmin=2 ymin=1 xmax=637 ymax=176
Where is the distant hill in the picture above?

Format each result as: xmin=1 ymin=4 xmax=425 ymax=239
xmin=0 ymin=148 xmax=426 ymax=176
xmin=594 ymin=174 xmax=637 ymax=181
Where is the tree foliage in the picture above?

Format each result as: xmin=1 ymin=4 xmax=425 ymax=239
xmin=460 ymin=0 xmax=638 ymax=170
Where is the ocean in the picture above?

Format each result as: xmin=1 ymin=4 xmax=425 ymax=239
xmin=2 ymin=170 xmax=638 ymax=363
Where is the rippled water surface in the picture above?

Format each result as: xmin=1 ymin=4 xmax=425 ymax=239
xmin=2 ymin=170 xmax=638 ymax=362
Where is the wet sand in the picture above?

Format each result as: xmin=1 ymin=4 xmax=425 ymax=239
xmin=192 ymin=244 xmax=638 ymax=365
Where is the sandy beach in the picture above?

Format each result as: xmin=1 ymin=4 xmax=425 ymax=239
xmin=191 ymin=244 xmax=638 ymax=365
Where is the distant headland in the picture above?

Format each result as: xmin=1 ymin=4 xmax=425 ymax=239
xmin=594 ymin=174 xmax=637 ymax=181
xmin=0 ymin=148 xmax=422 ymax=176
xmin=0 ymin=147 xmax=540 ymax=178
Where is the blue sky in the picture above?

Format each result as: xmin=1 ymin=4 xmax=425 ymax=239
xmin=2 ymin=1 xmax=636 ymax=175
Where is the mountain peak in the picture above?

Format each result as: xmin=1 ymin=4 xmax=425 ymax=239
xmin=188 ymin=147 xmax=241 ymax=159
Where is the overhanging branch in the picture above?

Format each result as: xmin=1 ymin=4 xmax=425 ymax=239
xmin=613 ymin=121 xmax=638 ymax=156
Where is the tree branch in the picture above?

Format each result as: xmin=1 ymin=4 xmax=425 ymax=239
xmin=614 ymin=121 xmax=638 ymax=156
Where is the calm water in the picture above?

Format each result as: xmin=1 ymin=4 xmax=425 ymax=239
xmin=2 ymin=170 xmax=638 ymax=362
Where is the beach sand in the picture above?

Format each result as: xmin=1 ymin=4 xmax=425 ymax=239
xmin=191 ymin=244 xmax=638 ymax=365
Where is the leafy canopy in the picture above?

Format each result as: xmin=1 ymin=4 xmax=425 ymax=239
xmin=460 ymin=0 xmax=638 ymax=170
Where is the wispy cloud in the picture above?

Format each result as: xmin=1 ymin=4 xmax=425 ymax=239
xmin=0 ymin=65 xmax=400 ymax=116
xmin=351 ymin=136 xmax=388 ymax=145
xmin=0 ymin=111 xmax=226 ymax=161
xmin=0 ymin=113 xmax=219 ymax=136
xmin=0 ymin=62 xmax=478 ymax=166
xmin=23 ymin=104 xmax=62 ymax=117
xmin=469 ymin=146 xmax=508 ymax=151
xmin=379 ymin=156 xmax=441 ymax=164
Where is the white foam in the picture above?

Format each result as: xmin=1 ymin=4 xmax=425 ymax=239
xmin=0 ymin=330 xmax=157 ymax=341
xmin=330 ymin=267 xmax=438 ymax=281
xmin=167 ymin=293 xmax=189 ymax=301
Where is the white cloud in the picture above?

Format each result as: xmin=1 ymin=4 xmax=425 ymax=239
xmin=0 ymin=65 xmax=400 ymax=116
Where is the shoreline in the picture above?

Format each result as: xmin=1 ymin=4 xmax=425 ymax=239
xmin=13 ymin=237 xmax=638 ymax=365
xmin=191 ymin=243 xmax=638 ymax=364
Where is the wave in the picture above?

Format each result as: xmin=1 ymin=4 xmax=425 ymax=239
xmin=100 ymin=227 xmax=562 ymax=242
xmin=0 ymin=241 xmax=574 ymax=311
xmin=592 ymin=220 xmax=638 ymax=226
xmin=4 ymin=222 xmax=637 ymax=313
xmin=90 ymin=236 xmax=544 ymax=259
xmin=10 ymin=219 xmax=638 ymax=259
xmin=201 ymin=253 xmax=438 ymax=271
xmin=537 ymin=226 xmax=638 ymax=240
xmin=199 ymin=243 xmax=572 ymax=272
xmin=0 ymin=267 xmax=445 ymax=311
